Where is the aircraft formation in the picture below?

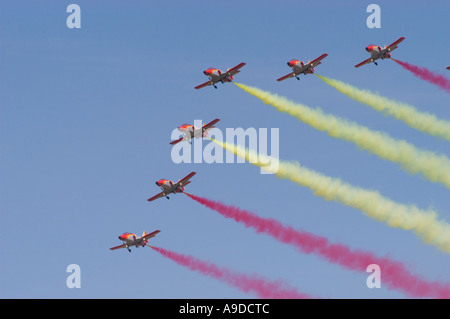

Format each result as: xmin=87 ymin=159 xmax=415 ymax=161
xmin=112 ymin=35 xmax=416 ymax=244
xmin=110 ymin=36 xmax=410 ymax=251
xmin=110 ymin=37 xmax=450 ymax=296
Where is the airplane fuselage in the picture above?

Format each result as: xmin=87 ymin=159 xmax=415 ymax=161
xmin=177 ymin=124 xmax=213 ymax=143
xmin=288 ymin=60 xmax=314 ymax=76
xmin=203 ymin=68 xmax=234 ymax=86
xmin=185 ymin=127 xmax=207 ymax=139
xmin=148 ymin=172 xmax=195 ymax=202
xmin=366 ymin=45 xmax=391 ymax=63
xmin=155 ymin=179 xmax=184 ymax=197
xmin=195 ymin=63 xmax=244 ymax=89
xmin=117 ymin=233 xmax=148 ymax=251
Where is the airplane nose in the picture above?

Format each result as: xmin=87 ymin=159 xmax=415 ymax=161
xmin=155 ymin=182 xmax=159 ymax=186
xmin=118 ymin=236 xmax=122 ymax=240
xmin=365 ymin=47 xmax=369 ymax=51
xmin=287 ymin=62 xmax=291 ymax=66
xmin=203 ymin=70 xmax=207 ymax=75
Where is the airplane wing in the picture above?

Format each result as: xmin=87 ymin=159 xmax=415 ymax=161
xmin=195 ymin=81 xmax=213 ymax=90
xmin=276 ymin=72 xmax=295 ymax=82
xmin=142 ymin=230 xmax=161 ymax=240
xmin=225 ymin=62 xmax=246 ymax=77
xmin=309 ymin=53 xmax=328 ymax=67
xmin=110 ymin=243 xmax=127 ymax=250
xmin=202 ymin=119 xmax=220 ymax=131
xmin=147 ymin=191 xmax=166 ymax=202
xmin=170 ymin=137 xmax=184 ymax=145
xmin=354 ymin=58 xmax=373 ymax=68
xmin=174 ymin=171 xmax=196 ymax=188
xmin=385 ymin=36 xmax=405 ymax=52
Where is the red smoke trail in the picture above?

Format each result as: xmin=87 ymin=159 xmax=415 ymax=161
xmin=150 ymin=246 xmax=312 ymax=299
xmin=185 ymin=193 xmax=450 ymax=299
xmin=392 ymin=58 xmax=450 ymax=93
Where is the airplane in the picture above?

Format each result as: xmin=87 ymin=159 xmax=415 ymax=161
xmin=277 ymin=54 xmax=328 ymax=81
xmin=194 ymin=62 xmax=246 ymax=89
xmin=170 ymin=119 xmax=220 ymax=145
xmin=354 ymin=36 xmax=405 ymax=68
xmin=110 ymin=230 xmax=160 ymax=252
xmin=147 ymin=171 xmax=196 ymax=202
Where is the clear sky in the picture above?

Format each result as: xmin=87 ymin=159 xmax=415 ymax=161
xmin=0 ymin=0 xmax=449 ymax=298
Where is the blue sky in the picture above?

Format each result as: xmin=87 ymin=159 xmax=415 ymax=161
xmin=1 ymin=1 xmax=449 ymax=298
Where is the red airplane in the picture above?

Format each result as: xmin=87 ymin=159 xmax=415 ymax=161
xmin=170 ymin=119 xmax=220 ymax=145
xmin=355 ymin=36 xmax=405 ymax=68
xmin=195 ymin=62 xmax=246 ymax=89
xmin=110 ymin=230 xmax=160 ymax=252
xmin=147 ymin=172 xmax=196 ymax=202
xmin=277 ymin=54 xmax=328 ymax=81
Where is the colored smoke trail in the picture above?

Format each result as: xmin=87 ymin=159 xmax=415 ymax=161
xmin=185 ymin=193 xmax=450 ymax=298
xmin=211 ymin=139 xmax=450 ymax=254
xmin=150 ymin=246 xmax=312 ymax=299
xmin=315 ymin=74 xmax=450 ymax=142
xmin=392 ymin=58 xmax=450 ymax=93
xmin=233 ymin=82 xmax=450 ymax=189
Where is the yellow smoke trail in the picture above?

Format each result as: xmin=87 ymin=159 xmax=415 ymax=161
xmin=233 ymin=82 xmax=450 ymax=189
xmin=315 ymin=74 xmax=450 ymax=141
xmin=211 ymin=138 xmax=450 ymax=253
